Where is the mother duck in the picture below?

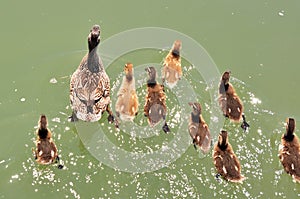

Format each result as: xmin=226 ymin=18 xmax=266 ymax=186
xmin=70 ymin=25 xmax=116 ymax=126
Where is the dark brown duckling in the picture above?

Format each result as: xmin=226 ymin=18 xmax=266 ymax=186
xmin=188 ymin=102 xmax=211 ymax=153
xmin=115 ymin=63 xmax=139 ymax=121
xmin=69 ymin=25 xmax=118 ymax=127
xmin=213 ymin=130 xmax=245 ymax=183
xmin=162 ymin=40 xmax=182 ymax=88
xmin=144 ymin=67 xmax=170 ymax=133
xmin=218 ymin=71 xmax=249 ymax=131
xmin=34 ymin=115 xmax=63 ymax=169
xmin=279 ymin=118 xmax=300 ymax=182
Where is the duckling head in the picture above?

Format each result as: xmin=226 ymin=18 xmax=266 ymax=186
xmin=188 ymin=102 xmax=202 ymax=115
xmin=124 ymin=63 xmax=133 ymax=81
xmin=284 ymin=118 xmax=295 ymax=141
xmin=171 ymin=40 xmax=182 ymax=58
xmin=88 ymin=25 xmax=101 ymax=51
xmin=39 ymin=114 xmax=48 ymax=130
xmin=218 ymin=130 xmax=228 ymax=150
xmin=145 ymin=67 xmax=157 ymax=84
xmin=221 ymin=71 xmax=231 ymax=85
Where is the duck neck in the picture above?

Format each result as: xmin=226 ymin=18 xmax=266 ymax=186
xmin=191 ymin=112 xmax=200 ymax=123
xmin=219 ymin=82 xmax=229 ymax=94
xmin=147 ymin=78 xmax=157 ymax=88
xmin=284 ymin=130 xmax=295 ymax=142
xmin=126 ymin=72 xmax=133 ymax=82
xmin=38 ymin=128 xmax=49 ymax=139
xmin=87 ymin=47 xmax=102 ymax=73
xmin=218 ymin=138 xmax=228 ymax=150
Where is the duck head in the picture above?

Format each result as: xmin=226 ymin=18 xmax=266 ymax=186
xmin=124 ymin=63 xmax=133 ymax=81
xmin=284 ymin=118 xmax=295 ymax=141
xmin=38 ymin=114 xmax=48 ymax=139
xmin=188 ymin=102 xmax=202 ymax=115
xmin=145 ymin=67 xmax=157 ymax=84
xmin=219 ymin=71 xmax=231 ymax=94
xmin=88 ymin=25 xmax=101 ymax=52
xmin=218 ymin=130 xmax=228 ymax=150
xmin=221 ymin=71 xmax=231 ymax=85
xmin=39 ymin=114 xmax=47 ymax=130
xmin=171 ymin=40 xmax=182 ymax=58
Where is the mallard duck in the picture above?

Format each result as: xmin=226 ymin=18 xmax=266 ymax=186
xmin=218 ymin=71 xmax=249 ymax=131
xmin=115 ymin=63 xmax=139 ymax=121
xmin=69 ymin=25 xmax=117 ymax=126
xmin=144 ymin=66 xmax=170 ymax=133
xmin=213 ymin=130 xmax=245 ymax=183
xmin=188 ymin=102 xmax=211 ymax=153
xmin=34 ymin=115 xmax=62 ymax=168
xmin=279 ymin=118 xmax=300 ymax=182
xmin=162 ymin=40 xmax=182 ymax=88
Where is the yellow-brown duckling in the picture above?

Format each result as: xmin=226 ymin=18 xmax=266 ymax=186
xmin=218 ymin=71 xmax=249 ymax=131
xmin=279 ymin=118 xmax=300 ymax=182
xmin=34 ymin=115 xmax=63 ymax=169
xmin=188 ymin=102 xmax=211 ymax=153
xmin=213 ymin=130 xmax=245 ymax=183
xmin=162 ymin=40 xmax=182 ymax=89
xmin=69 ymin=25 xmax=117 ymax=127
xmin=144 ymin=66 xmax=170 ymax=133
xmin=115 ymin=63 xmax=139 ymax=121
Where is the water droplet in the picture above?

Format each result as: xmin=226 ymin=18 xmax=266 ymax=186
xmin=50 ymin=78 xmax=58 ymax=84
xmin=278 ymin=10 xmax=285 ymax=16
xmin=20 ymin=98 xmax=26 ymax=102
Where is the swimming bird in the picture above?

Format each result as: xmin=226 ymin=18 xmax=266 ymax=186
xmin=188 ymin=102 xmax=211 ymax=153
xmin=115 ymin=63 xmax=139 ymax=121
xmin=213 ymin=130 xmax=245 ymax=183
xmin=34 ymin=115 xmax=63 ymax=169
xmin=162 ymin=40 xmax=182 ymax=89
xmin=218 ymin=71 xmax=249 ymax=131
xmin=279 ymin=118 xmax=300 ymax=182
xmin=69 ymin=25 xmax=117 ymax=127
xmin=144 ymin=66 xmax=170 ymax=133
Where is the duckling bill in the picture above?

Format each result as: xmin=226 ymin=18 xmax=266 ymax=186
xmin=218 ymin=71 xmax=249 ymax=131
xmin=279 ymin=118 xmax=300 ymax=182
xmin=34 ymin=115 xmax=63 ymax=169
xmin=69 ymin=25 xmax=118 ymax=127
xmin=144 ymin=66 xmax=170 ymax=133
xmin=162 ymin=40 xmax=182 ymax=89
xmin=213 ymin=130 xmax=245 ymax=183
xmin=188 ymin=102 xmax=211 ymax=153
xmin=115 ymin=63 xmax=139 ymax=121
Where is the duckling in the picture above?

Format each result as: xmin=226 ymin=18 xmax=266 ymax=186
xmin=188 ymin=102 xmax=211 ymax=153
xmin=162 ymin=40 xmax=182 ymax=89
xmin=279 ymin=118 xmax=300 ymax=182
xmin=34 ymin=115 xmax=63 ymax=169
xmin=218 ymin=71 xmax=249 ymax=131
xmin=70 ymin=25 xmax=117 ymax=127
xmin=115 ymin=63 xmax=139 ymax=121
xmin=144 ymin=66 xmax=170 ymax=133
xmin=213 ymin=130 xmax=245 ymax=183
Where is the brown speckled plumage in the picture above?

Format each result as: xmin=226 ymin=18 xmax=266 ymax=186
xmin=162 ymin=40 xmax=182 ymax=88
xmin=188 ymin=102 xmax=211 ymax=153
xmin=218 ymin=71 xmax=243 ymax=122
xmin=144 ymin=67 xmax=169 ymax=133
xmin=279 ymin=118 xmax=300 ymax=182
xmin=115 ymin=63 xmax=139 ymax=121
xmin=34 ymin=115 xmax=58 ymax=165
xmin=70 ymin=25 xmax=116 ymax=125
xmin=213 ymin=130 xmax=245 ymax=183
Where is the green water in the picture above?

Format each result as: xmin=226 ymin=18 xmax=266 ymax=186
xmin=1 ymin=0 xmax=300 ymax=198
